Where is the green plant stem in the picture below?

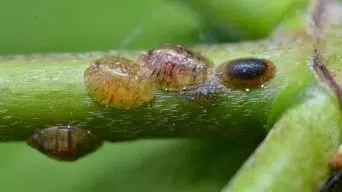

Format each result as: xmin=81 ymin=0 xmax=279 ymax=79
xmin=222 ymin=1 xmax=342 ymax=191
xmin=223 ymin=83 xmax=342 ymax=191
xmin=0 ymin=33 xmax=314 ymax=142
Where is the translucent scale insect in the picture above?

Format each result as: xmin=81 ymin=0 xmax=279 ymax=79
xmin=84 ymin=57 xmax=156 ymax=109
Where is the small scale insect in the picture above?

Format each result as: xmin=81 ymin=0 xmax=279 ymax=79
xmin=216 ymin=58 xmax=276 ymax=90
xmin=27 ymin=126 xmax=103 ymax=161
xmin=84 ymin=57 xmax=155 ymax=109
xmin=330 ymin=145 xmax=342 ymax=170
xmin=137 ymin=44 xmax=214 ymax=91
xmin=179 ymin=77 xmax=227 ymax=107
xmin=319 ymin=145 xmax=342 ymax=192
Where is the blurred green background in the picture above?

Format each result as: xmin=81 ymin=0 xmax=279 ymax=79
xmin=0 ymin=0 xmax=308 ymax=54
xmin=0 ymin=0 xmax=307 ymax=191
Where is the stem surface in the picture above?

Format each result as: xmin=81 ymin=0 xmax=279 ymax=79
xmin=0 ymin=34 xmax=314 ymax=142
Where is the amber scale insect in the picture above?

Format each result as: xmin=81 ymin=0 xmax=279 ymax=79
xmin=84 ymin=56 xmax=156 ymax=109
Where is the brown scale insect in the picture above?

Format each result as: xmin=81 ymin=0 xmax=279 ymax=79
xmin=331 ymin=145 xmax=342 ymax=170
xmin=84 ymin=57 xmax=155 ymax=109
xmin=216 ymin=58 xmax=276 ymax=90
xmin=319 ymin=145 xmax=342 ymax=192
xmin=137 ymin=44 xmax=214 ymax=91
xmin=179 ymin=76 xmax=227 ymax=107
xmin=27 ymin=126 xmax=103 ymax=161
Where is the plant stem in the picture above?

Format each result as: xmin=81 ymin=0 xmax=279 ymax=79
xmin=0 ymin=33 xmax=314 ymax=142
xmin=222 ymin=1 xmax=342 ymax=191
xmin=223 ymin=83 xmax=342 ymax=191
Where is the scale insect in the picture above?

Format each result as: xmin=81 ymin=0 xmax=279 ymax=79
xmin=216 ymin=57 xmax=276 ymax=90
xmin=84 ymin=56 xmax=156 ymax=109
xmin=137 ymin=44 xmax=214 ymax=91
xmin=27 ymin=126 xmax=103 ymax=161
xmin=320 ymin=145 xmax=342 ymax=192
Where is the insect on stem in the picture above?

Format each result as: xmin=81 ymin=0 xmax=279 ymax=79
xmin=319 ymin=170 xmax=342 ymax=192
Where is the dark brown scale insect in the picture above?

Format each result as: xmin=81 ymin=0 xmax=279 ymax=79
xmin=216 ymin=58 xmax=276 ymax=90
xmin=27 ymin=126 xmax=103 ymax=161
xmin=84 ymin=57 xmax=155 ymax=109
xmin=320 ymin=170 xmax=342 ymax=192
xmin=179 ymin=76 xmax=227 ymax=107
xmin=137 ymin=44 xmax=214 ymax=91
